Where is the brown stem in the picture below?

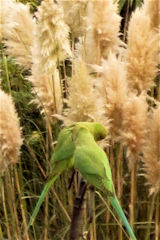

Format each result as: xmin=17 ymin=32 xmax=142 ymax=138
xmin=1 ymin=180 xmax=11 ymax=239
xmin=92 ymin=190 xmax=97 ymax=240
xmin=145 ymin=192 xmax=156 ymax=240
xmin=6 ymin=169 xmax=20 ymax=239
xmin=70 ymin=178 xmax=87 ymax=240
xmin=130 ymin=163 xmax=137 ymax=234
xmin=87 ymin=186 xmax=96 ymax=240
xmin=14 ymin=167 xmax=30 ymax=240
xmin=155 ymin=194 xmax=159 ymax=240
xmin=122 ymin=0 xmax=130 ymax=43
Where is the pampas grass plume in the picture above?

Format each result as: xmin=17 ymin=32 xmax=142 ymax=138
xmin=144 ymin=0 xmax=160 ymax=29
xmin=0 ymin=0 xmax=15 ymax=39
xmin=98 ymin=53 xmax=128 ymax=140
xmin=127 ymin=6 xmax=159 ymax=93
xmin=143 ymin=105 xmax=160 ymax=194
xmin=30 ymin=0 xmax=71 ymax=122
xmin=122 ymin=93 xmax=148 ymax=168
xmin=0 ymin=90 xmax=23 ymax=174
xmin=64 ymin=59 xmax=106 ymax=126
xmin=1 ymin=0 xmax=35 ymax=69
xmin=62 ymin=0 xmax=88 ymax=38
xmin=143 ymin=0 xmax=160 ymax=64
xmin=30 ymin=69 xmax=62 ymax=123
xmin=85 ymin=0 xmax=121 ymax=64
xmin=33 ymin=0 xmax=71 ymax=74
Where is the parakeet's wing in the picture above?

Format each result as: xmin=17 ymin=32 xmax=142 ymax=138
xmin=28 ymin=127 xmax=75 ymax=228
xmin=50 ymin=127 xmax=75 ymax=172
xmin=74 ymin=144 xmax=114 ymax=194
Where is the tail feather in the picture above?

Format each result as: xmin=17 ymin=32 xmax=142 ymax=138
xmin=108 ymin=196 xmax=137 ymax=240
xmin=27 ymin=173 xmax=60 ymax=229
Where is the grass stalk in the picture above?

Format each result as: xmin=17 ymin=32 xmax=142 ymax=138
xmin=62 ymin=60 xmax=68 ymax=99
xmin=130 ymin=162 xmax=137 ymax=233
xmin=122 ymin=0 xmax=130 ymax=42
xmin=2 ymin=54 xmax=11 ymax=95
xmin=88 ymin=189 xmax=97 ymax=240
xmin=96 ymin=34 xmax=101 ymax=65
xmin=158 ymin=75 xmax=160 ymax=101
xmin=6 ymin=169 xmax=20 ymax=239
xmin=52 ymin=189 xmax=71 ymax=222
xmin=145 ymin=192 xmax=156 ymax=240
xmin=1 ymin=179 xmax=11 ymax=239
xmin=155 ymin=194 xmax=159 ymax=240
xmin=43 ymin=123 xmax=51 ymax=240
xmin=25 ymin=141 xmax=46 ymax=178
xmin=14 ymin=166 xmax=30 ymax=240
xmin=89 ymin=224 xmax=94 ymax=240
xmin=92 ymin=193 xmax=97 ymax=240
xmin=106 ymin=144 xmax=113 ymax=237
xmin=117 ymin=144 xmax=123 ymax=240
xmin=106 ymin=199 xmax=111 ymax=238
xmin=96 ymin=191 xmax=130 ymax=240
xmin=0 ymin=224 xmax=3 ymax=239
xmin=68 ymin=186 xmax=74 ymax=214
xmin=44 ymin=194 xmax=49 ymax=240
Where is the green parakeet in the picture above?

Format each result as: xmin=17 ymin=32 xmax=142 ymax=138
xmin=27 ymin=126 xmax=75 ymax=228
xmin=27 ymin=122 xmax=107 ymax=228
xmin=72 ymin=125 xmax=137 ymax=240
xmin=72 ymin=121 xmax=107 ymax=141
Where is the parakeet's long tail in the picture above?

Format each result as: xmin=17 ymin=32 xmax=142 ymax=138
xmin=108 ymin=196 xmax=137 ymax=240
xmin=27 ymin=173 xmax=60 ymax=229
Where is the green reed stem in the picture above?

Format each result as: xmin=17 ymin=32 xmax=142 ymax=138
xmin=3 ymin=54 xmax=11 ymax=95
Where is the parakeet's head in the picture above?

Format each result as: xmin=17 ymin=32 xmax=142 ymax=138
xmin=73 ymin=122 xmax=107 ymax=141
xmin=90 ymin=122 xmax=108 ymax=141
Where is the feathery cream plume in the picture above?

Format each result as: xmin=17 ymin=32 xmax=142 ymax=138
xmin=33 ymin=0 xmax=71 ymax=74
xmin=30 ymin=69 xmax=62 ymax=123
xmin=0 ymin=89 xmax=23 ymax=175
xmin=127 ymin=6 xmax=159 ymax=93
xmin=97 ymin=53 xmax=128 ymax=140
xmin=30 ymin=0 xmax=72 ymax=122
xmin=62 ymin=0 xmax=88 ymax=38
xmin=64 ymin=59 xmax=106 ymax=126
xmin=143 ymin=0 xmax=160 ymax=64
xmin=1 ymin=0 xmax=35 ymax=69
xmin=0 ymin=0 xmax=15 ymax=39
xmin=143 ymin=105 xmax=160 ymax=195
xmin=85 ymin=0 xmax=122 ymax=64
xmin=121 ymin=93 xmax=148 ymax=168
xmin=143 ymin=0 xmax=160 ymax=29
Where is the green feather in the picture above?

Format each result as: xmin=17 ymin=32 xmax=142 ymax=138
xmin=28 ymin=126 xmax=75 ymax=229
xmin=73 ymin=126 xmax=137 ymax=240
xmin=50 ymin=126 xmax=75 ymax=173
xmin=108 ymin=196 xmax=136 ymax=240
xmin=74 ymin=122 xmax=107 ymax=141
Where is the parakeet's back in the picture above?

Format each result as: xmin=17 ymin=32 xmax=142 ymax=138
xmin=50 ymin=127 xmax=75 ymax=173
xmin=73 ymin=126 xmax=114 ymax=194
